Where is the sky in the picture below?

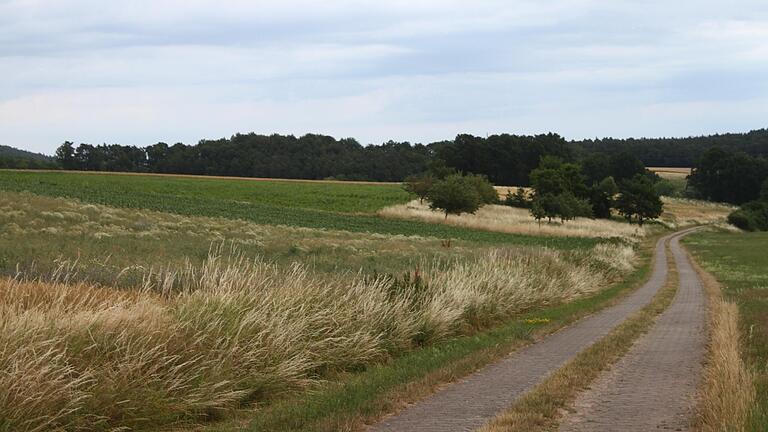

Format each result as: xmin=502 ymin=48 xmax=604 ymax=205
xmin=1 ymin=0 xmax=768 ymax=154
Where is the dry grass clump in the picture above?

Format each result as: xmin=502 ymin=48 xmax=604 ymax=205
xmin=0 ymin=243 xmax=634 ymax=431
xmin=660 ymin=197 xmax=736 ymax=228
xmin=379 ymin=200 xmax=647 ymax=239
xmin=692 ymin=256 xmax=756 ymax=432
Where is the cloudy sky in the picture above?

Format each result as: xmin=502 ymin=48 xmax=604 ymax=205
xmin=1 ymin=0 xmax=767 ymax=154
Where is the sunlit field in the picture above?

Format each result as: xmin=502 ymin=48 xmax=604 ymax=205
xmin=380 ymin=200 xmax=649 ymax=240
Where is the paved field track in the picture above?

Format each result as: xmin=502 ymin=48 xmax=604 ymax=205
xmin=370 ymin=230 xmax=694 ymax=432
xmin=559 ymin=232 xmax=706 ymax=431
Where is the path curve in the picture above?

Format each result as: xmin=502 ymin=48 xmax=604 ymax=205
xmin=369 ymin=230 xmax=691 ymax=432
xmin=558 ymin=231 xmax=706 ymax=431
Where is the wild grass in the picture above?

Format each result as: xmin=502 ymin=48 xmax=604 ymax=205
xmin=379 ymin=200 xmax=648 ymax=239
xmin=0 ymin=191 xmax=497 ymax=283
xmin=690 ymin=253 xmax=755 ymax=432
xmin=0 ymin=241 xmax=634 ymax=431
xmin=660 ymin=197 xmax=736 ymax=229
xmin=684 ymin=231 xmax=768 ymax=431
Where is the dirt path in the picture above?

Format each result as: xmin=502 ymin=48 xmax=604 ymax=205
xmin=369 ymin=231 xmax=688 ymax=432
xmin=558 ymin=232 xmax=706 ymax=431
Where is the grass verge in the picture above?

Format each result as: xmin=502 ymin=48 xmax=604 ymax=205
xmin=194 ymin=234 xmax=662 ymax=432
xmin=477 ymin=239 xmax=678 ymax=432
xmin=684 ymin=231 xmax=768 ymax=431
xmin=688 ymin=249 xmax=755 ymax=432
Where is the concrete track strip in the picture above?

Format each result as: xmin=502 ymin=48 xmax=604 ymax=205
xmin=369 ymin=230 xmax=692 ymax=432
xmin=558 ymin=231 xmax=706 ymax=431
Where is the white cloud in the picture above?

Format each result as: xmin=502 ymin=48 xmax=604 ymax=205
xmin=1 ymin=0 xmax=768 ymax=153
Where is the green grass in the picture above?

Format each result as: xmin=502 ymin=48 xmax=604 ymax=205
xmin=684 ymin=231 xmax=768 ymax=430
xmin=202 ymin=235 xmax=658 ymax=432
xmin=0 ymin=170 xmax=598 ymax=249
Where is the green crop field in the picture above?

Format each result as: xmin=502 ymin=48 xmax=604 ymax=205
xmin=0 ymin=170 xmax=598 ymax=249
xmin=685 ymin=231 xmax=768 ymax=430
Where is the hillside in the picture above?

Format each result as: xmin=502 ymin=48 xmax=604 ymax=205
xmin=0 ymin=145 xmax=53 ymax=161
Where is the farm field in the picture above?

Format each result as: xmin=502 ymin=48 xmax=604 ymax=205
xmin=0 ymin=170 xmax=597 ymax=249
xmin=684 ymin=231 xmax=768 ymax=430
xmin=0 ymin=185 xmax=638 ymax=431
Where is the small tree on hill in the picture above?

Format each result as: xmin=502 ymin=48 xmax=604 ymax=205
xmin=505 ymin=187 xmax=530 ymax=208
xmin=403 ymin=173 xmax=435 ymax=203
xmin=427 ymin=175 xmax=481 ymax=219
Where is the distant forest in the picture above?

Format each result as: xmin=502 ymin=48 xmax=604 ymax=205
xmin=5 ymin=128 xmax=768 ymax=185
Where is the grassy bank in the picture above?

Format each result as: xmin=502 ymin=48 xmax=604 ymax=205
xmin=684 ymin=231 xmax=768 ymax=430
xmin=0 ymin=171 xmax=598 ymax=249
xmin=195 ymin=233 xmax=661 ymax=432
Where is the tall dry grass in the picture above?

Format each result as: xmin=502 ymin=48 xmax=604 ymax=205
xmin=0 ymin=243 xmax=634 ymax=431
xmin=693 ymin=255 xmax=756 ymax=432
xmin=379 ymin=200 xmax=647 ymax=239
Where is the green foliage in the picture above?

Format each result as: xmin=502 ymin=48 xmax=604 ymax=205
xmin=504 ymin=188 xmax=530 ymax=209
xmin=403 ymin=173 xmax=435 ymax=203
xmin=464 ymin=173 xmax=498 ymax=204
xmin=0 ymin=171 xmax=597 ymax=249
xmin=688 ymin=147 xmax=768 ymax=205
xmin=427 ymin=175 xmax=482 ymax=218
xmin=588 ymin=177 xmax=618 ymax=219
xmin=728 ymin=201 xmax=768 ymax=231
xmin=615 ymin=175 xmax=663 ymax=225
xmin=530 ymin=156 xmax=588 ymax=198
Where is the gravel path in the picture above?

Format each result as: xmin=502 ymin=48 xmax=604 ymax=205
xmin=558 ymin=232 xmax=706 ymax=431
xmin=369 ymin=231 xmax=686 ymax=432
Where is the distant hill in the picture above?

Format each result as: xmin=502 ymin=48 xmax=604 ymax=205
xmin=0 ymin=145 xmax=58 ymax=169
xmin=0 ymin=145 xmax=54 ymax=162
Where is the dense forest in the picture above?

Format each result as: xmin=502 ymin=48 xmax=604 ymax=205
xmin=575 ymin=129 xmax=768 ymax=167
xmin=3 ymin=128 xmax=766 ymax=185
xmin=0 ymin=145 xmax=57 ymax=169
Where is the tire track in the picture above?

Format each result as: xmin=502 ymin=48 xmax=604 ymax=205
xmin=558 ymin=231 xmax=706 ymax=431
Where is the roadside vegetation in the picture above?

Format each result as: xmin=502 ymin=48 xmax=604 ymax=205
xmin=478 ymin=240 xmax=679 ymax=432
xmin=0 ymin=226 xmax=634 ymax=430
xmin=684 ymin=231 xmax=768 ymax=431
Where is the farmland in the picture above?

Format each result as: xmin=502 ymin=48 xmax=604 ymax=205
xmin=0 ymin=178 xmax=637 ymax=431
xmin=0 ymin=171 xmax=597 ymax=249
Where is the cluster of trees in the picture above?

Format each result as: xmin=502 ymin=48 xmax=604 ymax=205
xmin=576 ymin=129 xmax=768 ymax=167
xmin=688 ymin=148 xmax=768 ymax=205
xmin=503 ymin=154 xmax=663 ymax=225
xmin=404 ymin=168 xmax=497 ymax=218
xmin=55 ymin=135 xmax=432 ymax=182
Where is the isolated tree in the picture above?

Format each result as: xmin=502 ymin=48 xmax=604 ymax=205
xmin=403 ymin=173 xmax=435 ymax=203
xmin=616 ymin=175 xmax=663 ymax=225
xmin=427 ymin=175 xmax=481 ymax=219
xmin=55 ymin=141 xmax=77 ymax=170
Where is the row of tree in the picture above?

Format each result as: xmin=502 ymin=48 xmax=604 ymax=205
xmin=52 ymin=131 xmax=678 ymax=185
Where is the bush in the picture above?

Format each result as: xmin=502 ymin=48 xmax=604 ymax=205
xmin=728 ymin=200 xmax=768 ymax=231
